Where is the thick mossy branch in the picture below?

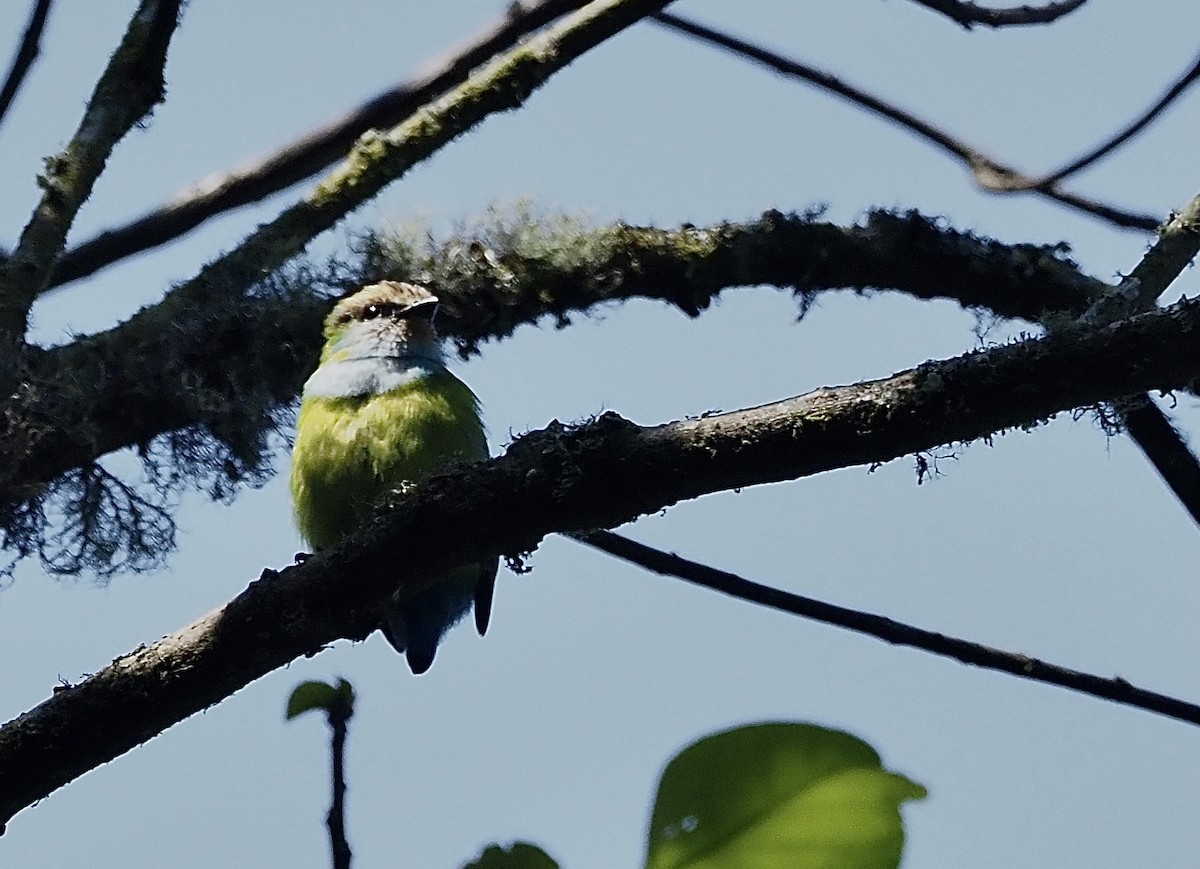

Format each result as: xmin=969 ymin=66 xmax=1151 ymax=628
xmin=0 ymin=0 xmax=182 ymax=343
xmin=158 ymin=0 xmax=674 ymax=317
xmin=360 ymin=207 xmax=1101 ymax=356
xmin=5 ymin=290 xmax=1200 ymax=830
xmin=0 ymin=210 xmax=1104 ymax=575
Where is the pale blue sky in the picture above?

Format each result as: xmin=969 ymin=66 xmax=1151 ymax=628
xmin=1 ymin=2 xmax=1198 ymax=867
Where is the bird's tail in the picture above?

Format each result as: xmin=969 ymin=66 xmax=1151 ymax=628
xmin=380 ymin=575 xmax=476 ymax=674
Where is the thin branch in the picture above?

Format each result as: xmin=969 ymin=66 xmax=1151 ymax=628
xmin=907 ymin=0 xmax=1089 ymax=29
xmin=0 ymin=0 xmax=182 ymax=346
xmin=6 ymin=289 xmax=1200 ymax=828
xmin=327 ymin=701 xmax=352 ymax=869
xmin=1030 ymin=48 xmax=1200 ymax=189
xmin=45 ymin=0 xmax=595 ymax=291
xmin=651 ymin=11 xmax=1159 ymax=231
xmin=572 ymin=529 xmax=1200 ymax=726
xmin=0 ymin=0 xmax=52 ymax=132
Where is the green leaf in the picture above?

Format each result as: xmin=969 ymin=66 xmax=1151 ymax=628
xmin=645 ymin=722 xmax=926 ymax=869
xmin=285 ymin=678 xmax=355 ymax=720
xmin=463 ymin=841 xmax=559 ymax=869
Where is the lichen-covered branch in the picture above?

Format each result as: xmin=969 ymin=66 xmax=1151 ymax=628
xmin=1124 ymin=194 xmax=1200 ymax=309
xmin=1078 ymin=192 xmax=1200 ymax=525
xmin=363 ymin=208 xmax=1104 ymax=356
xmin=4 ymin=288 xmax=1200 ymax=830
xmin=0 ymin=211 xmax=1101 ymax=531
xmin=45 ymin=0 xmax=595 ymax=290
xmin=152 ymin=0 xmax=675 ymax=318
xmin=0 ymin=0 xmax=182 ymax=344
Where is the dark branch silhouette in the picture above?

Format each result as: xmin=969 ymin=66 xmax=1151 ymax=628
xmin=908 ymin=0 xmax=1089 ymax=29
xmin=328 ymin=698 xmax=352 ymax=869
xmin=651 ymin=11 xmax=1159 ymax=231
xmin=572 ymin=529 xmax=1200 ymax=726
xmin=44 ymin=0 xmax=595 ymax=291
xmin=6 ymin=286 xmax=1200 ymax=829
xmin=1029 ymin=48 xmax=1200 ymax=189
xmin=1120 ymin=398 xmax=1200 ymax=525
xmin=0 ymin=0 xmax=52 ymax=133
xmin=0 ymin=0 xmax=182 ymax=345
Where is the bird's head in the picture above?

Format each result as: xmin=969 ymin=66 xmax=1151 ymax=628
xmin=320 ymin=281 xmax=442 ymax=364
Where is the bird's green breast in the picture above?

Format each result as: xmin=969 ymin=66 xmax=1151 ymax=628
xmin=290 ymin=369 xmax=486 ymax=550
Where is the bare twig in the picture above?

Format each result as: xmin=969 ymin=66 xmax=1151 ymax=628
xmin=652 ymin=11 xmax=1159 ymax=231
xmin=7 ymin=290 xmax=1200 ymax=828
xmin=45 ymin=0 xmax=594 ymax=291
xmin=1025 ymin=49 xmax=1200 ymax=189
xmin=572 ymin=529 xmax=1200 ymax=726
xmin=328 ymin=699 xmax=352 ymax=869
xmin=0 ymin=0 xmax=182 ymax=345
xmin=907 ymin=0 xmax=1089 ymax=29
xmin=0 ymin=0 xmax=52 ymax=132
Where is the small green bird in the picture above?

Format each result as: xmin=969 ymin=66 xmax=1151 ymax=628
xmin=290 ymin=280 xmax=496 ymax=674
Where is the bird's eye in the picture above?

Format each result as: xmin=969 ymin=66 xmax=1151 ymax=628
xmin=364 ymin=304 xmax=381 ymax=320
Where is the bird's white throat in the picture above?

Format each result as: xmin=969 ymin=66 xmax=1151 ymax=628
xmin=303 ymin=355 xmax=446 ymax=399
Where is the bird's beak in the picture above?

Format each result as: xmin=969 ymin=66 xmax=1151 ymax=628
xmin=400 ymin=298 xmax=439 ymax=321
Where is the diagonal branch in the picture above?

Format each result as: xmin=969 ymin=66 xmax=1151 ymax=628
xmin=652 ymin=11 xmax=1159 ymax=231
xmin=1077 ymin=193 xmax=1200 ymax=526
xmin=143 ymin=0 xmax=676 ymax=321
xmin=907 ymin=0 xmax=1089 ymax=29
xmin=5 ymin=288 xmax=1200 ymax=829
xmin=0 ymin=0 xmax=182 ymax=345
xmin=45 ymin=0 xmax=596 ymax=291
xmin=572 ymin=529 xmax=1200 ymax=725
xmin=0 ymin=0 xmax=53 ymax=133
xmin=1028 ymin=48 xmax=1200 ymax=189
xmin=1120 ymin=401 xmax=1200 ymax=522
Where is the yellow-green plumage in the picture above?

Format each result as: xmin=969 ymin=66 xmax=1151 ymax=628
xmin=290 ymin=281 xmax=496 ymax=674
xmin=292 ymin=375 xmax=486 ymax=548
